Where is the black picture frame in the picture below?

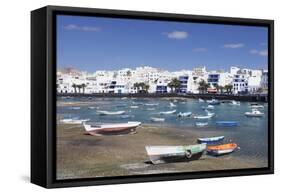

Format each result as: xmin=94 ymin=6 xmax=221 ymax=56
xmin=31 ymin=5 xmax=274 ymax=188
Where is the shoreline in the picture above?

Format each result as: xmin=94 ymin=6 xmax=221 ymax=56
xmin=57 ymin=123 xmax=267 ymax=180
xmin=57 ymin=93 xmax=268 ymax=102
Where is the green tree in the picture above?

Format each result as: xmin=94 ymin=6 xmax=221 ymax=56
xmin=168 ymin=78 xmax=181 ymax=93
xmin=198 ymin=80 xmax=209 ymax=94
xmin=224 ymin=84 xmax=233 ymax=94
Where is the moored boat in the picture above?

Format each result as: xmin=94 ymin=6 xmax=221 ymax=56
xmin=97 ymin=110 xmax=125 ymax=115
xmin=83 ymin=121 xmax=141 ymax=136
xmin=177 ymin=112 xmax=192 ymax=117
xmin=245 ymin=109 xmax=264 ymax=117
xmin=197 ymin=136 xmax=224 ymax=144
xmin=194 ymin=114 xmax=213 ymax=119
xmin=216 ymin=121 xmax=238 ymax=126
xmin=170 ymin=102 xmax=177 ymax=107
xmin=145 ymin=103 xmax=159 ymax=106
xmin=151 ymin=117 xmax=165 ymax=122
xmin=207 ymin=143 xmax=238 ymax=156
xmin=130 ymin=105 xmax=139 ymax=109
xmin=230 ymin=100 xmax=240 ymax=106
xmin=195 ymin=122 xmax=208 ymax=127
xmin=145 ymin=144 xmax=207 ymax=164
xmin=198 ymin=98 xmax=204 ymax=102
xmin=159 ymin=110 xmax=177 ymax=115
xmin=207 ymin=99 xmax=220 ymax=105
xmin=203 ymin=105 xmax=215 ymax=110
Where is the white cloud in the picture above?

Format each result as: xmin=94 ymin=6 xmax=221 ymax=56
xmin=63 ymin=24 xmax=101 ymax=32
xmin=223 ymin=43 xmax=244 ymax=48
xmin=259 ymin=50 xmax=268 ymax=56
xmin=193 ymin=48 xmax=207 ymax=52
xmin=164 ymin=31 xmax=188 ymax=40
xmin=250 ymin=49 xmax=268 ymax=56
xmin=250 ymin=49 xmax=259 ymax=54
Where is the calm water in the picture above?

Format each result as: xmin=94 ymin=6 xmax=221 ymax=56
xmin=57 ymin=97 xmax=269 ymax=165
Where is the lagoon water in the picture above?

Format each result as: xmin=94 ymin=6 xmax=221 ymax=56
xmin=57 ymin=97 xmax=269 ymax=166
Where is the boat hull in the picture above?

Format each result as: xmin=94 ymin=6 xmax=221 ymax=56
xmin=197 ymin=136 xmax=224 ymax=144
xmin=145 ymin=144 xmax=206 ymax=164
xmin=85 ymin=126 xmax=137 ymax=136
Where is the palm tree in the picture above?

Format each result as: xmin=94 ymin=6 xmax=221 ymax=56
xmin=81 ymin=83 xmax=86 ymax=94
xmin=133 ymin=82 xmax=140 ymax=93
xmin=77 ymin=84 xmax=82 ymax=93
xmin=72 ymin=83 xmax=77 ymax=94
xmin=168 ymin=78 xmax=181 ymax=93
xmin=224 ymin=84 xmax=233 ymax=94
xmin=144 ymin=84 xmax=150 ymax=93
xmin=198 ymin=80 xmax=208 ymax=94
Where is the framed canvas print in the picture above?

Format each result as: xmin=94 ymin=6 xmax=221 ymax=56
xmin=31 ymin=5 xmax=274 ymax=188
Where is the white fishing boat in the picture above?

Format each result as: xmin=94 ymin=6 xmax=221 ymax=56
xmin=177 ymin=112 xmax=192 ymax=117
xmin=195 ymin=122 xmax=208 ymax=127
xmin=71 ymin=107 xmax=81 ymax=110
xmin=251 ymin=105 xmax=264 ymax=109
xmin=83 ymin=121 xmax=141 ymax=136
xmin=88 ymin=106 xmax=98 ymax=109
xmin=230 ymin=100 xmax=240 ymax=105
xmin=245 ymin=109 xmax=264 ymax=117
xmin=60 ymin=118 xmax=89 ymax=124
xmin=151 ymin=117 xmax=165 ymax=122
xmin=97 ymin=110 xmax=125 ymax=115
xmin=130 ymin=106 xmax=139 ymax=109
xmin=145 ymin=103 xmax=159 ymax=106
xmin=194 ymin=115 xmax=213 ymax=119
xmin=145 ymin=144 xmax=207 ymax=164
xmin=203 ymin=105 xmax=214 ymax=110
xmin=205 ymin=110 xmax=215 ymax=117
xmin=170 ymin=102 xmax=177 ymax=107
xmin=159 ymin=110 xmax=177 ymax=115
xmin=207 ymin=99 xmax=220 ymax=105
xmin=198 ymin=98 xmax=204 ymax=102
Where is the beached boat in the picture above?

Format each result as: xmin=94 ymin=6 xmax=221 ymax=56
xmin=60 ymin=118 xmax=89 ymax=124
xmin=207 ymin=99 xmax=220 ymax=105
xmin=216 ymin=121 xmax=238 ymax=126
xmin=159 ymin=110 xmax=177 ymax=115
xmin=197 ymin=136 xmax=224 ymax=144
xmin=177 ymin=112 xmax=192 ymax=117
xmin=245 ymin=109 xmax=264 ymax=117
xmin=170 ymin=102 xmax=177 ymax=107
xmin=83 ymin=121 xmax=141 ymax=136
xmin=145 ymin=144 xmax=207 ymax=164
xmin=198 ymin=98 xmax=204 ymax=102
xmin=195 ymin=122 xmax=208 ymax=127
xmin=145 ymin=103 xmax=159 ymax=106
xmin=151 ymin=117 xmax=165 ymax=122
xmin=207 ymin=143 xmax=238 ymax=156
xmin=97 ymin=110 xmax=125 ymax=115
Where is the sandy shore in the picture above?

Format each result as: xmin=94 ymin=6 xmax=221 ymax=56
xmin=57 ymin=123 xmax=266 ymax=180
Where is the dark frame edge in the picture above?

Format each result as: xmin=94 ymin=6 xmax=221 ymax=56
xmin=31 ymin=7 xmax=48 ymax=188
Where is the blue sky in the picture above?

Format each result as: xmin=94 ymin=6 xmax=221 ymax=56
xmin=57 ymin=15 xmax=268 ymax=72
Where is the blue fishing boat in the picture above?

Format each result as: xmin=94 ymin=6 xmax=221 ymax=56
xmin=216 ymin=121 xmax=238 ymax=126
xmin=197 ymin=136 xmax=225 ymax=144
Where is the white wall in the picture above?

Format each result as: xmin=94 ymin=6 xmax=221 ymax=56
xmin=0 ymin=0 xmax=279 ymax=193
